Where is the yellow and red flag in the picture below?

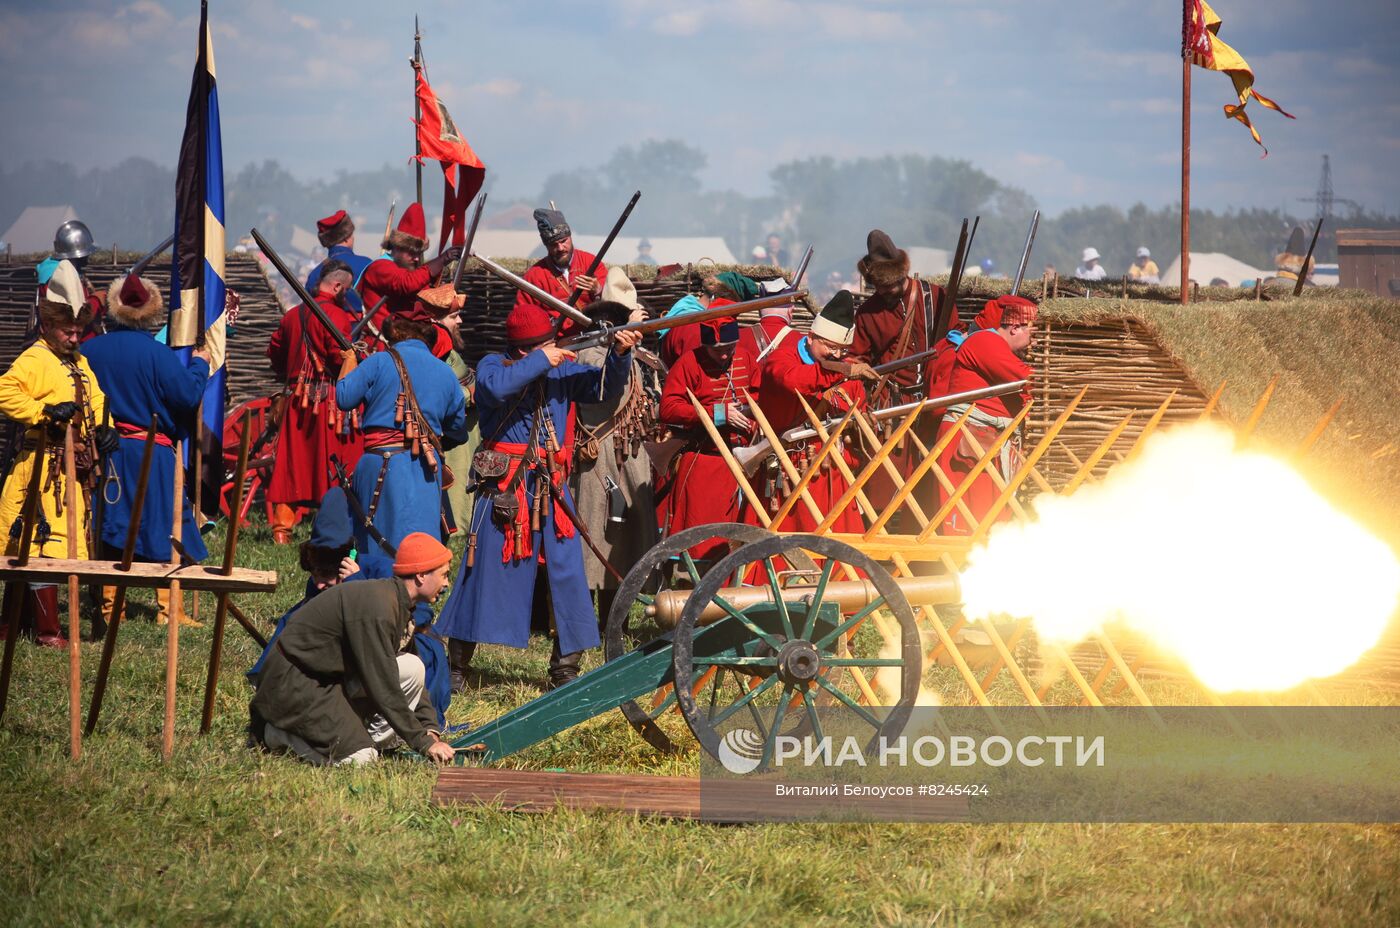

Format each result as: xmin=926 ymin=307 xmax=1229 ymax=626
xmin=1185 ymin=0 xmax=1295 ymax=154
xmin=413 ymin=64 xmax=486 ymax=252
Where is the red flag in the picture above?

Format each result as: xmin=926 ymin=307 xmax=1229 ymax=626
xmin=413 ymin=66 xmax=486 ymax=252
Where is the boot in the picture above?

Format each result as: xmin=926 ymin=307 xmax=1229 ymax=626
xmin=448 ymin=639 xmax=476 ymax=694
xmin=546 ymin=638 xmax=582 ymax=691
xmin=28 ymin=585 xmax=65 ymax=649
xmin=270 ymin=504 xmax=299 ymax=545
xmin=156 ymin=586 xmax=202 ymax=628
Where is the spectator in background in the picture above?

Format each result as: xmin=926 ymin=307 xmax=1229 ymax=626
xmin=1208 ymin=277 xmax=1230 ymax=288
xmin=1128 ymin=247 xmax=1160 ymax=284
xmin=979 ymin=258 xmax=998 ymax=278
xmin=1075 ymin=247 xmax=1108 ymax=281
xmin=750 ymin=245 xmax=768 ymax=265
xmin=633 ymin=237 xmax=657 ymax=266
xmin=765 ymin=233 xmax=789 ymax=269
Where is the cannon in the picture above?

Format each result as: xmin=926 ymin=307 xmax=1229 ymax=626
xmin=448 ymin=525 xmax=962 ymax=770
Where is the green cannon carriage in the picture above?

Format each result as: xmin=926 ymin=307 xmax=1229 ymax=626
xmin=448 ymin=525 xmax=961 ymax=769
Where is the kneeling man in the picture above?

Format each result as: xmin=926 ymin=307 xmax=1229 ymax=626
xmin=250 ymin=532 xmax=457 ymax=766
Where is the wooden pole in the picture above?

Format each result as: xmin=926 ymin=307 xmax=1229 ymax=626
xmin=1181 ymin=28 xmax=1192 ymax=306
xmin=684 ymin=391 xmax=771 ymax=527
xmin=0 ymin=429 xmax=50 ymax=721
xmin=64 ymin=425 xmax=81 ymax=760
xmin=225 ymin=600 xmax=268 ymax=650
xmin=413 ymin=17 xmax=424 ymax=209
xmin=200 ymin=419 xmax=253 ymax=733
xmin=1237 ymin=374 xmax=1280 ymax=444
xmin=86 ymin=416 xmax=160 ymax=734
xmin=163 ymin=441 xmax=184 ymax=761
xmin=738 ymin=390 xmax=826 ymax=527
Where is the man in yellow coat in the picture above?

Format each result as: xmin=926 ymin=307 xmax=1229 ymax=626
xmin=0 ymin=298 xmax=114 ymax=647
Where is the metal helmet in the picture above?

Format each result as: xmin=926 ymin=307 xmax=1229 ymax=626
xmin=53 ymin=220 xmax=94 ymax=260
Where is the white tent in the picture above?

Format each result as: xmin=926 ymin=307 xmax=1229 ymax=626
xmin=1160 ymin=252 xmax=1269 ymax=288
xmin=570 ymin=235 xmax=736 ymax=266
xmin=1 ymin=205 xmax=78 ymax=254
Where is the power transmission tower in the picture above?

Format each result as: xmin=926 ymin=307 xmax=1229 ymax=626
xmin=1297 ymin=154 xmax=1361 ymax=260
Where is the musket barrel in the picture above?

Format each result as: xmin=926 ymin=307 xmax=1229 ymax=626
xmin=474 ymin=254 xmax=594 ymax=327
xmin=647 ymin=573 xmax=961 ymax=629
xmin=1012 ymin=210 xmax=1041 ymax=294
xmin=128 ymin=233 xmax=176 ymax=278
xmin=778 ymin=380 xmax=1027 ymax=443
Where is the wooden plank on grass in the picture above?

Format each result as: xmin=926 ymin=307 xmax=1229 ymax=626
xmin=432 ymin=768 xmax=970 ymax=822
xmin=0 ymin=559 xmax=277 ymax=593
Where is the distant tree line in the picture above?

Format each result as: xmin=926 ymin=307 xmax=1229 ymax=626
xmin=3 ymin=147 xmax=1395 ymax=278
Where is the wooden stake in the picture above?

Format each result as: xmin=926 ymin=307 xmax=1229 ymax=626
xmin=163 ymin=441 xmax=183 ymax=761
xmin=1123 ymin=391 xmax=1177 ymax=463
xmin=1062 ymin=412 xmax=1137 ymax=495
xmin=64 ymin=425 xmax=81 ymax=760
xmin=1197 ymin=379 xmax=1227 ymax=422
xmin=685 ymin=391 xmax=770 ymax=526
xmin=916 ymin=402 xmax=1036 ymax=543
xmin=87 ymin=416 xmax=159 ymax=735
xmin=1294 ymin=399 xmax=1343 ymax=459
xmin=769 ymin=403 xmax=860 ymax=529
xmin=739 ymin=390 xmax=826 ymax=527
xmin=817 ymin=401 xmax=925 ymax=533
xmin=864 ymin=406 xmax=973 ymax=538
xmin=201 ymin=418 xmax=254 ymax=733
xmin=0 ymin=428 xmax=49 ymax=722
xmin=1237 ymin=375 xmax=1279 ymax=444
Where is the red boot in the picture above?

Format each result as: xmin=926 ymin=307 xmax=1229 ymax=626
xmin=28 ymin=585 xmax=66 ymax=649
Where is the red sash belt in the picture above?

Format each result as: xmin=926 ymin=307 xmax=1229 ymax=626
xmin=361 ymin=427 xmax=403 ymax=450
xmin=116 ymin=420 xmax=173 ymax=447
xmin=484 ymin=438 xmax=575 ymax=563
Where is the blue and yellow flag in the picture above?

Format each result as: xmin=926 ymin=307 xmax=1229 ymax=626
xmin=1186 ymin=0 xmax=1295 ymax=154
xmin=169 ymin=0 xmax=225 ymax=516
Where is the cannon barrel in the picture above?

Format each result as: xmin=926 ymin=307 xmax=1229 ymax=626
xmin=646 ymin=573 xmax=961 ymax=629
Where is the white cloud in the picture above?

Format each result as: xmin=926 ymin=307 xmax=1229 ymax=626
xmin=469 ymin=78 xmax=524 ymax=99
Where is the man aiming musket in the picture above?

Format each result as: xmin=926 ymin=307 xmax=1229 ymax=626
xmin=513 ymin=204 xmax=622 ymax=339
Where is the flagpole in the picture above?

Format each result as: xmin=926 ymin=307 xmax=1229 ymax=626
xmin=1180 ymin=2 xmax=1192 ymax=306
xmin=413 ymin=15 xmax=423 ymax=209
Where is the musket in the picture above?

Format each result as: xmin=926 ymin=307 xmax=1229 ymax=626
xmin=251 ymin=228 xmax=353 ymax=354
xmin=475 ymin=253 xmax=594 ymax=329
xmin=383 ymin=199 xmax=397 ymax=244
xmin=789 ymin=245 xmax=814 ymax=289
xmin=1012 ymin=210 xmax=1041 ymax=294
xmin=451 ymin=191 xmax=488 ymax=291
xmin=349 ymin=295 xmax=388 ymax=343
xmin=559 ymin=290 xmax=808 ymax=353
xmin=127 ymin=233 xmax=176 ymax=278
xmin=730 ymin=380 xmax=1027 ymax=475
xmin=565 ymin=190 xmax=641 ymax=307
xmin=1293 ymin=219 xmax=1323 ymax=297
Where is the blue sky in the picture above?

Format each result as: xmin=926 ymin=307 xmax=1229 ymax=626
xmin=1 ymin=0 xmax=1397 ymax=216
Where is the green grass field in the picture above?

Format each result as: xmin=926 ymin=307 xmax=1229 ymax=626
xmin=2 ymin=519 xmax=1398 ymax=927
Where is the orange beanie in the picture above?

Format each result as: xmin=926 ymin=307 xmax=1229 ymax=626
xmin=393 ymin=532 xmax=452 ymax=575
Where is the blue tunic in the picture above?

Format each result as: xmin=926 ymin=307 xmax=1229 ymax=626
xmin=306 ymin=243 xmax=373 ymax=315
xmin=82 ymin=327 xmax=210 ymax=562
xmin=433 ymin=346 xmax=631 ymax=656
xmin=336 ymin=338 xmax=468 ymax=552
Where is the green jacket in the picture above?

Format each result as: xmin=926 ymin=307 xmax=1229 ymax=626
xmin=251 ymin=578 xmax=439 ymax=761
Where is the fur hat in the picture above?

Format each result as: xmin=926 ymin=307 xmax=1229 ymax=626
xmin=38 ymin=297 xmax=92 ymax=330
xmin=810 ymin=290 xmax=856 ymax=346
xmin=506 ymin=302 xmax=555 ymax=345
xmin=534 ymin=208 xmax=570 ymax=244
xmin=856 ymin=230 xmax=909 ymax=289
xmin=382 ymin=202 xmax=428 ymax=254
xmin=106 ymin=274 xmax=164 ymax=328
xmin=317 ymin=209 xmax=355 ymax=248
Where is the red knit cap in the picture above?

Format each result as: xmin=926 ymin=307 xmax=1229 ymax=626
xmin=505 ymin=303 xmax=554 ymax=345
xmin=316 ymin=209 xmax=348 ymax=234
xmin=393 ymin=532 xmax=452 ymax=575
xmin=996 ymin=295 xmax=1038 ymax=327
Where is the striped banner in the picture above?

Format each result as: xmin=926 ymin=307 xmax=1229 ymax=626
xmin=169 ymin=0 xmax=226 ymax=516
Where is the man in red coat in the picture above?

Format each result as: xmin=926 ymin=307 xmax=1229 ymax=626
xmin=926 ymin=296 xmax=1008 ymax=415
xmin=662 ymin=272 xmax=758 ymax=368
xmin=514 ymin=208 xmax=603 ymax=339
xmin=359 ymin=202 xmax=461 ymax=347
xmin=850 ymin=229 xmax=958 ymax=525
xmin=657 ymin=318 xmax=757 ymax=561
xmin=934 ymin=296 xmax=1036 ymax=536
xmin=750 ymin=291 xmax=876 ymax=535
xmin=266 ymin=260 xmax=365 ymax=542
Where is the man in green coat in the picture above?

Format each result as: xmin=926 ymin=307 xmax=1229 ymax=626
xmin=250 ymin=533 xmax=457 ymax=766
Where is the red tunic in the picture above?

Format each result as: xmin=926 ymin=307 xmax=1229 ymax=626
xmin=659 ymin=297 xmax=744 ymax=370
xmin=657 ymin=344 xmax=756 ymax=560
xmin=359 ymin=257 xmax=429 ymax=336
xmin=934 ymin=329 xmax=1033 ymax=536
xmin=265 ymin=296 xmax=365 ymax=506
xmin=748 ymin=335 xmax=865 ymax=536
xmin=850 ymin=278 xmax=954 ymax=394
xmin=517 ymin=250 xmax=606 ymax=339
xmin=736 ymin=315 xmax=795 ymax=392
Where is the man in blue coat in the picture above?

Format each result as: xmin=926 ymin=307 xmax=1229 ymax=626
xmin=335 ymin=311 xmax=469 ymax=555
xmin=83 ymin=274 xmax=210 ymax=630
xmin=434 ymin=301 xmax=640 ymax=691
xmin=306 ymin=210 xmax=372 ymax=315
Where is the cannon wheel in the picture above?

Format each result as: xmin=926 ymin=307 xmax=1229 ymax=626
xmin=604 ymin=523 xmax=814 ymax=755
xmin=671 ymin=533 xmax=921 ymax=773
